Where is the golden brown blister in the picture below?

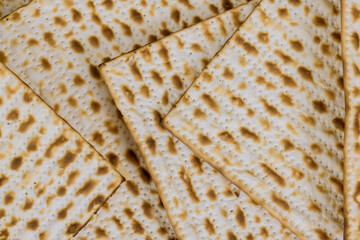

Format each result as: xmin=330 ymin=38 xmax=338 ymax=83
xmin=0 ymin=0 xmax=249 ymax=239
xmin=341 ymin=0 xmax=360 ymax=239
xmin=0 ymin=0 xmax=31 ymax=19
xmin=0 ymin=63 xmax=122 ymax=240
xmin=164 ymin=0 xmax=344 ymax=239
xmin=101 ymin=3 xmax=297 ymax=239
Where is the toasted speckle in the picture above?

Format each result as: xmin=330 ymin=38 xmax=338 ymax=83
xmin=40 ymin=58 xmax=52 ymax=71
xmin=131 ymin=219 xmax=144 ymax=234
xmin=67 ymin=96 xmax=78 ymax=108
xmin=288 ymin=0 xmax=302 ymax=7
xmin=129 ymin=62 xmax=143 ymax=82
xmin=314 ymin=229 xmax=330 ymax=240
xmin=278 ymin=8 xmax=289 ymax=18
xmin=17 ymin=115 xmax=36 ymax=133
xmin=129 ymin=8 xmax=143 ymax=24
xmin=89 ymin=64 xmax=101 ymax=80
xmin=101 ymin=0 xmax=114 ymax=10
xmin=170 ymin=8 xmax=181 ymax=23
xmin=200 ymin=93 xmax=219 ymax=113
xmin=150 ymin=70 xmax=163 ymax=86
xmin=87 ymin=195 xmax=105 ymax=212
xmin=351 ymin=32 xmax=359 ymax=50
xmin=90 ymin=101 xmax=101 ymax=114
xmin=27 ymin=39 xmax=39 ymax=47
xmin=312 ymin=100 xmax=327 ymax=114
xmin=44 ymin=32 xmax=56 ymax=46
xmin=198 ymin=134 xmax=212 ymax=146
xmin=125 ymin=149 xmax=140 ymax=166
xmin=92 ymin=131 xmax=105 ymax=146
xmin=44 ymin=134 xmax=69 ymax=158
xmin=0 ymin=175 xmax=9 ymax=187
xmin=54 ymin=17 xmax=67 ymax=28
xmin=204 ymin=218 xmax=215 ymax=235
xmin=221 ymin=0 xmax=233 ymax=10
xmin=141 ymin=201 xmax=154 ymax=219
xmin=145 ymin=136 xmax=157 ymax=155
xmin=261 ymin=99 xmax=282 ymax=117
xmin=70 ymin=39 xmax=85 ymax=54
xmin=57 ymin=186 xmax=67 ymax=197
xmin=240 ymin=127 xmax=260 ymax=143
xmin=10 ymin=156 xmax=23 ymax=171
xmin=257 ymin=32 xmax=269 ymax=44
xmin=171 ymin=74 xmax=183 ymax=90
xmin=88 ymin=36 xmax=100 ymax=48
xmin=332 ymin=118 xmax=344 ymax=131
xmin=271 ymin=193 xmax=290 ymax=211
xmin=289 ymin=40 xmax=304 ymax=52
xmin=26 ymin=219 xmax=39 ymax=231
xmin=302 ymin=154 xmax=319 ymax=170
xmin=260 ymin=163 xmax=286 ymax=187
xmin=297 ymin=66 xmax=314 ymax=83
xmin=4 ymin=191 xmax=15 ymax=205
xmin=73 ymin=75 xmax=86 ymax=87
xmin=71 ymin=8 xmax=82 ymax=22
xmin=106 ymin=152 xmax=119 ymax=167
xmin=58 ymin=151 xmax=77 ymax=173
xmin=101 ymin=25 xmax=115 ymax=41
xmin=66 ymin=222 xmax=81 ymax=235
xmin=312 ymin=16 xmax=327 ymax=28
xmin=280 ymin=139 xmax=295 ymax=151
xmin=27 ymin=136 xmax=40 ymax=152
xmin=179 ymin=167 xmax=200 ymax=203
xmin=227 ymin=231 xmax=237 ymax=240
xmin=76 ymin=179 xmax=99 ymax=197
xmin=121 ymin=86 xmax=135 ymax=105
xmin=194 ymin=108 xmax=207 ymax=120
xmin=125 ymin=181 xmax=140 ymax=197
xmin=139 ymin=167 xmax=152 ymax=184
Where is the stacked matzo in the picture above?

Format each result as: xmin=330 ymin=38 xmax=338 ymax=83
xmin=0 ymin=0 xmax=250 ymax=239
xmin=100 ymin=2 xmax=297 ymax=239
xmin=0 ymin=63 xmax=122 ymax=239
xmin=165 ymin=0 xmax=344 ymax=239
xmin=341 ymin=0 xmax=360 ymax=239
xmin=0 ymin=0 xmax=353 ymax=238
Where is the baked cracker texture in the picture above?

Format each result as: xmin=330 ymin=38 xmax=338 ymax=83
xmin=0 ymin=0 xmax=248 ymax=239
xmin=0 ymin=63 xmax=122 ymax=240
xmin=100 ymin=2 xmax=297 ymax=240
xmin=164 ymin=0 xmax=344 ymax=239
xmin=341 ymin=0 xmax=360 ymax=239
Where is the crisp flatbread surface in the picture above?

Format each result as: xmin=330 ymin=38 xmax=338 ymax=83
xmin=0 ymin=0 xmax=248 ymax=238
xmin=341 ymin=0 xmax=360 ymax=239
xmin=0 ymin=0 xmax=31 ymax=19
xmin=101 ymin=2 xmax=297 ymax=239
xmin=0 ymin=63 xmax=122 ymax=240
xmin=164 ymin=0 xmax=344 ymax=239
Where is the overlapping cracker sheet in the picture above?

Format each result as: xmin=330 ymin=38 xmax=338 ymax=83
xmin=0 ymin=0 xmax=248 ymax=238
xmin=0 ymin=63 xmax=122 ymax=240
xmin=101 ymin=3 xmax=297 ymax=239
xmin=341 ymin=0 xmax=360 ymax=238
xmin=0 ymin=0 xmax=31 ymax=19
xmin=0 ymin=0 xmax=247 ymax=178
xmin=164 ymin=0 xmax=344 ymax=239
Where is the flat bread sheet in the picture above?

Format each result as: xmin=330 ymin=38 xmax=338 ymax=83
xmin=0 ymin=63 xmax=122 ymax=240
xmin=101 ymin=2 xmax=297 ymax=239
xmin=0 ymin=0 xmax=247 ymax=238
xmin=0 ymin=0 xmax=31 ymax=19
xmin=164 ymin=0 xmax=344 ymax=239
xmin=341 ymin=0 xmax=360 ymax=239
